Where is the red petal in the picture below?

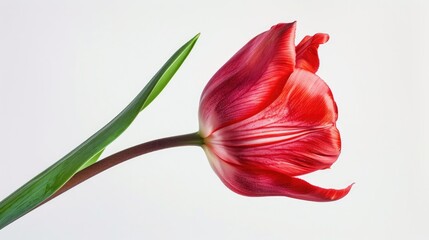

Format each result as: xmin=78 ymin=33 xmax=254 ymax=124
xmin=199 ymin=22 xmax=297 ymax=137
xmin=208 ymin=126 xmax=340 ymax=176
xmin=205 ymin=148 xmax=352 ymax=201
xmin=295 ymin=33 xmax=329 ymax=73
xmin=208 ymin=69 xmax=340 ymax=175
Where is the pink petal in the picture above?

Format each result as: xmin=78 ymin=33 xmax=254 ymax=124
xmin=205 ymin=147 xmax=352 ymax=201
xmin=208 ymin=69 xmax=340 ymax=175
xmin=295 ymin=33 xmax=329 ymax=73
xmin=199 ymin=22 xmax=297 ymax=137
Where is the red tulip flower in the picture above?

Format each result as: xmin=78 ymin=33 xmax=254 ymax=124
xmin=0 ymin=25 xmax=356 ymax=230
xmin=199 ymin=22 xmax=352 ymax=201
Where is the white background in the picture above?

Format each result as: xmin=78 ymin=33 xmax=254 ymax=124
xmin=0 ymin=0 xmax=428 ymax=239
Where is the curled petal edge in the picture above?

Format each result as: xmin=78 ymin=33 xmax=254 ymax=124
xmin=205 ymin=147 xmax=352 ymax=202
xmin=295 ymin=33 xmax=329 ymax=73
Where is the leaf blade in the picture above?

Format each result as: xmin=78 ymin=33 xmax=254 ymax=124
xmin=0 ymin=33 xmax=199 ymax=229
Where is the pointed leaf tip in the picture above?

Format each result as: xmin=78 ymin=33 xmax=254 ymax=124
xmin=140 ymin=33 xmax=200 ymax=110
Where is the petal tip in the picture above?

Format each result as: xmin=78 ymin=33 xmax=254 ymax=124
xmin=271 ymin=21 xmax=297 ymax=31
xmin=327 ymin=183 xmax=354 ymax=201
xmin=317 ymin=33 xmax=330 ymax=44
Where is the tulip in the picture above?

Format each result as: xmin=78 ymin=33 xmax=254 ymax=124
xmin=0 ymin=26 xmax=356 ymax=231
xmin=20 ymin=23 xmax=351 ymax=213
xmin=198 ymin=22 xmax=352 ymax=201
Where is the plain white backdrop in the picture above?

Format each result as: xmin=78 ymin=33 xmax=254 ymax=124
xmin=0 ymin=0 xmax=428 ymax=239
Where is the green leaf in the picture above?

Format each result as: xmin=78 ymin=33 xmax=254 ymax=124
xmin=0 ymin=33 xmax=199 ymax=229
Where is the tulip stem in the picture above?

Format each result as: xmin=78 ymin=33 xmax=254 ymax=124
xmin=38 ymin=132 xmax=203 ymax=207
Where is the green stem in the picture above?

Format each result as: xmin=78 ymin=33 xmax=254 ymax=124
xmin=39 ymin=132 xmax=203 ymax=206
